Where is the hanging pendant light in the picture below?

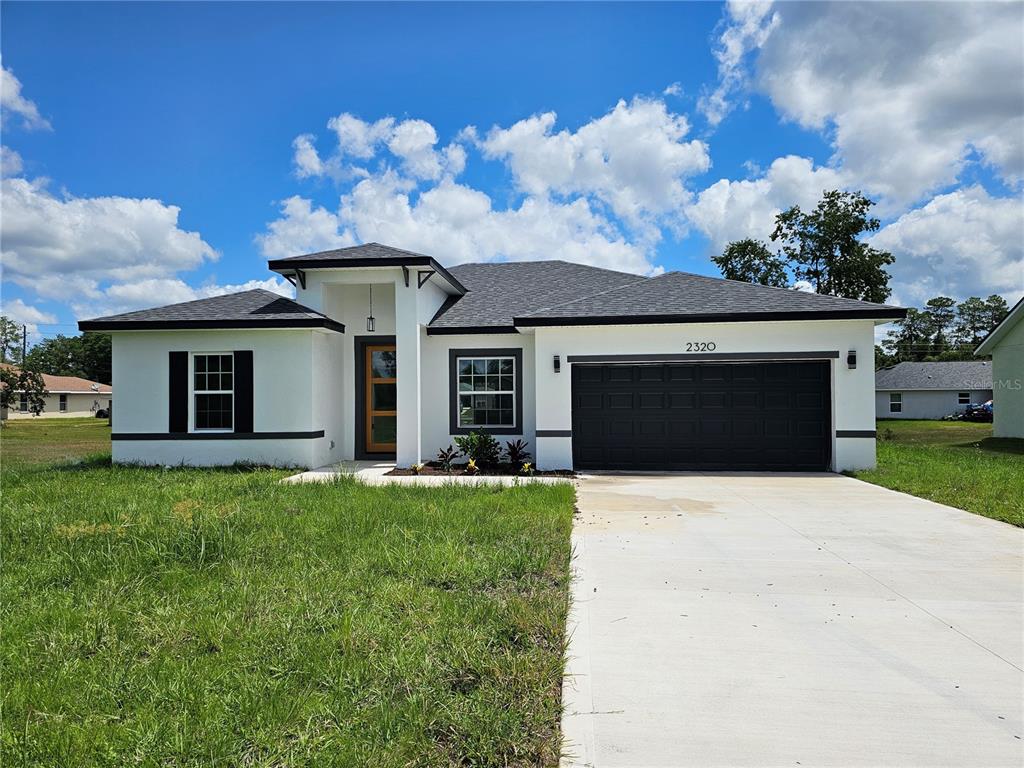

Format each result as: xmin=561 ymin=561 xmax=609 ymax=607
xmin=366 ymin=284 xmax=376 ymax=332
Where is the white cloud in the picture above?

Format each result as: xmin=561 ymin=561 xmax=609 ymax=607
xmin=328 ymin=113 xmax=395 ymax=159
xmin=1 ymin=177 xmax=218 ymax=292
xmin=254 ymin=195 xmax=356 ymax=259
xmin=479 ymin=97 xmax=710 ymax=229
xmin=685 ymin=155 xmax=845 ymax=251
xmin=869 ymin=186 xmax=1024 ymax=304
xmin=699 ymin=0 xmax=778 ymax=127
xmin=292 ymin=134 xmax=326 ymax=179
xmin=1 ymin=146 xmax=22 ymax=176
xmin=1 ymin=296 xmax=57 ymax=338
xmin=0 ymin=61 xmax=51 ymax=132
xmin=707 ymin=2 xmax=1024 ymax=204
xmin=663 ymin=82 xmax=683 ymax=97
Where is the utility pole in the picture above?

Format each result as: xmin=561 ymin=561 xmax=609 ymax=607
xmin=22 ymin=325 xmax=27 ymax=363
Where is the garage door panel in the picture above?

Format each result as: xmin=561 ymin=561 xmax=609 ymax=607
xmin=571 ymin=361 xmax=831 ymax=471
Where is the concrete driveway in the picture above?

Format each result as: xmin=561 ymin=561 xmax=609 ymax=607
xmin=562 ymin=473 xmax=1023 ymax=767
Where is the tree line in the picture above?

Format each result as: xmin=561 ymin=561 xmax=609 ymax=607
xmin=710 ymin=188 xmax=1011 ymax=369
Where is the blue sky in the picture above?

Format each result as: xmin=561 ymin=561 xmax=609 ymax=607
xmin=2 ymin=1 xmax=1021 ymax=339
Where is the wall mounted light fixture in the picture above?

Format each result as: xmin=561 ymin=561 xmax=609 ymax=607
xmin=553 ymin=355 xmax=561 ymax=373
xmin=366 ymin=285 xmax=375 ymax=332
xmin=847 ymin=350 xmax=857 ymax=369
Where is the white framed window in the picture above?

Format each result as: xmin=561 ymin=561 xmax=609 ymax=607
xmin=59 ymin=394 xmax=68 ymax=412
xmin=456 ymin=356 xmax=516 ymax=428
xmin=192 ymin=353 xmax=233 ymax=431
xmin=889 ymin=392 xmax=902 ymax=413
xmin=18 ymin=393 xmax=28 ymax=412
xmin=958 ymin=392 xmax=970 ymax=405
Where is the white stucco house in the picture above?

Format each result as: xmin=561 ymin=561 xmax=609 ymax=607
xmin=2 ymin=365 xmax=112 ymax=419
xmin=78 ymin=243 xmax=907 ymax=472
xmin=874 ymin=361 xmax=993 ymax=420
xmin=975 ymin=297 xmax=1024 ymax=438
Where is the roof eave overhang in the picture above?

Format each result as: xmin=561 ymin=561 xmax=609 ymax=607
xmin=512 ymin=308 xmax=908 ymax=328
xmin=78 ymin=319 xmax=345 ymax=333
xmin=974 ymin=296 xmax=1023 ymax=356
xmin=267 ymin=256 xmax=467 ymax=295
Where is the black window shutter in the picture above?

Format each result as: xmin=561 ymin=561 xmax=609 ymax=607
xmin=234 ymin=350 xmax=254 ymax=434
xmin=168 ymin=351 xmax=188 ymax=433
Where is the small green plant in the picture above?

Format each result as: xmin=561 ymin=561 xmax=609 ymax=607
xmin=505 ymin=439 xmax=531 ymax=466
xmin=436 ymin=445 xmax=458 ymax=473
xmin=454 ymin=430 xmax=501 ymax=467
xmin=411 ymin=462 xmax=425 ymax=475
xmin=465 ymin=458 xmax=478 ymax=475
xmin=520 ymin=461 xmax=535 ymax=476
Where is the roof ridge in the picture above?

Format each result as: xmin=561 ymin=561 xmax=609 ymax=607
xmin=518 ymin=274 xmax=651 ymax=317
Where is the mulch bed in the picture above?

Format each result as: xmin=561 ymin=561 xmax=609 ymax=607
xmin=386 ymin=462 xmax=576 ymax=478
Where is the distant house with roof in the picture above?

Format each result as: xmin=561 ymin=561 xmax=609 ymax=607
xmin=1 ymin=364 xmax=113 ymax=419
xmin=875 ymin=361 xmax=992 ymax=419
xmin=975 ymin=297 xmax=1023 ymax=438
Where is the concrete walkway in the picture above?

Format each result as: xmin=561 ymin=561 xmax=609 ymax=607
xmin=281 ymin=460 xmax=570 ymax=486
xmin=562 ymin=473 xmax=1023 ymax=767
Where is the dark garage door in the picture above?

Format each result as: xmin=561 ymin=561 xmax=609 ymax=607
xmin=571 ymin=361 xmax=831 ymax=471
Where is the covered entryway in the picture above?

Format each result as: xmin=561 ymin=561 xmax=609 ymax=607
xmin=571 ymin=361 xmax=831 ymax=471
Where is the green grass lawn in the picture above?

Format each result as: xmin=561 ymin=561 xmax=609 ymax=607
xmin=1 ymin=416 xmax=111 ymax=467
xmin=1 ymin=420 xmax=574 ymax=766
xmin=851 ymin=419 xmax=1024 ymax=527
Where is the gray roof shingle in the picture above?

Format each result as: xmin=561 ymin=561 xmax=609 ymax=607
xmin=875 ymin=361 xmax=993 ymax=390
xmin=429 ymin=261 xmax=645 ymax=332
xmin=78 ymin=289 xmax=345 ymax=333
xmin=511 ymin=270 xmax=906 ymax=326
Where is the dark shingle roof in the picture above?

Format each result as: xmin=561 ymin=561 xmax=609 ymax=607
xmin=78 ymin=290 xmax=345 ymax=333
xmin=428 ymin=261 xmax=646 ymax=332
xmin=267 ymin=242 xmax=467 ymax=294
xmin=511 ymin=270 xmax=906 ymax=326
xmin=875 ymin=361 xmax=993 ymax=390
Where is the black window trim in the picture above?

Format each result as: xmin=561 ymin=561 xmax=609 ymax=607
xmin=448 ymin=347 xmax=523 ymax=436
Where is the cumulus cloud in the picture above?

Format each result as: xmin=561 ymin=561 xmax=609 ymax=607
xmin=869 ymin=186 xmax=1024 ymax=304
xmin=685 ymin=155 xmax=845 ymax=251
xmin=255 ymin=195 xmax=356 ymax=259
xmin=478 ymin=97 xmax=710 ymax=229
xmin=295 ymin=113 xmax=465 ymax=182
xmin=0 ymin=61 xmax=51 ymax=131
xmin=706 ymin=2 xmax=1024 ymax=204
xmin=1 ymin=145 xmax=22 ymax=176
xmin=1 ymin=296 xmax=57 ymax=338
xmin=698 ymin=1 xmax=778 ymax=127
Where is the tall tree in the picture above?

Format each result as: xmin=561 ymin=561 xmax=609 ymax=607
xmin=0 ymin=366 xmax=46 ymax=418
xmin=954 ymin=296 xmax=991 ymax=346
xmin=22 ymin=332 xmax=112 ymax=384
xmin=0 ymin=316 xmax=23 ymax=364
xmin=983 ymin=294 xmax=1010 ymax=332
xmin=712 ymin=239 xmax=789 ymax=287
xmin=924 ymin=296 xmax=956 ymax=355
xmin=771 ymin=190 xmax=895 ymax=303
xmin=882 ymin=308 xmax=931 ymax=363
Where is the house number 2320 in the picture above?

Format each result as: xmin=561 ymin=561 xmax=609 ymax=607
xmin=685 ymin=341 xmax=717 ymax=352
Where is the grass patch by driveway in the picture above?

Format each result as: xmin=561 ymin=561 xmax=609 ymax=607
xmin=851 ymin=420 xmax=1023 ymax=527
xmin=1 ymin=423 xmax=574 ymax=765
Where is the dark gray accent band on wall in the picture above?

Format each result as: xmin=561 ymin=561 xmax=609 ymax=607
xmin=168 ymin=351 xmax=188 ymax=433
xmin=112 ymin=431 xmax=325 ymax=441
xmin=836 ymin=430 xmax=876 ymax=438
xmin=536 ymin=430 xmax=572 ymax=438
xmin=448 ymin=347 xmax=524 ymax=436
xmin=233 ymin=350 xmax=254 ymax=434
xmin=566 ymin=351 xmax=840 ymax=364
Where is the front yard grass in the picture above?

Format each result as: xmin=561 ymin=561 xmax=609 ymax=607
xmin=1 ymin=423 xmax=574 ymax=766
xmin=1 ymin=416 xmax=111 ymax=467
xmin=851 ymin=419 xmax=1023 ymax=527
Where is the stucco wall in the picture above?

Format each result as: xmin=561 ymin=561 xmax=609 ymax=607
xmin=874 ymin=389 xmax=992 ymax=420
xmin=991 ymin=316 xmax=1024 ymax=438
xmin=531 ymin=319 xmax=879 ymax=472
xmin=7 ymin=392 xmax=111 ymax=419
xmin=110 ymin=329 xmax=336 ymax=467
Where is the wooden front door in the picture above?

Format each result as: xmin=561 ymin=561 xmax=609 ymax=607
xmin=365 ymin=344 xmax=397 ymax=453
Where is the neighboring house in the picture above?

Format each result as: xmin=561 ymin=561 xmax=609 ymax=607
xmin=79 ymin=243 xmax=906 ymax=472
xmin=874 ymin=361 xmax=993 ymax=420
xmin=975 ymin=297 xmax=1024 ymax=438
xmin=2 ymin=364 xmax=113 ymax=419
